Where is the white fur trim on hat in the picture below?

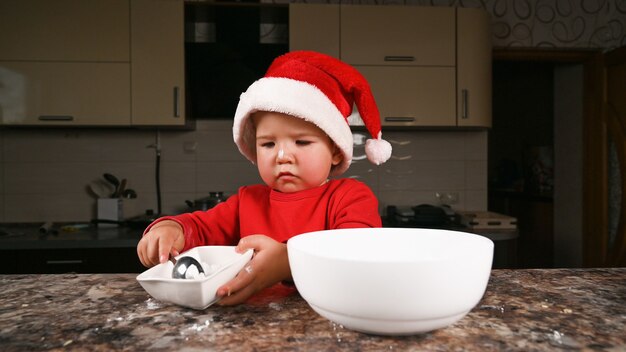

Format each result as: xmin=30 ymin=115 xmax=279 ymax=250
xmin=233 ymin=77 xmax=354 ymax=176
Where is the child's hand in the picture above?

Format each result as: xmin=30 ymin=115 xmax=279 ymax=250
xmin=216 ymin=235 xmax=292 ymax=306
xmin=137 ymin=220 xmax=185 ymax=267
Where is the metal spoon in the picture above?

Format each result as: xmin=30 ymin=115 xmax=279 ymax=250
xmin=171 ymin=256 xmax=205 ymax=279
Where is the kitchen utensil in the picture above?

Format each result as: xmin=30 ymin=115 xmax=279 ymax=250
xmin=287 ymin=228 xmax=494 ymax=335
xmin=86 ymin=184 xmax=102 ymax=199
xmin=122 ymin=189 xmax=137 ymax=199
xmin=103 ymin=173 xmax=120 ymax=197
xmin=185 ymin=192 xmax=227 ymax=211
xmin=88 ymin=180 xmax=114 ymax=199
xmin=113 ymin=178 xmax=127 ymax=198
xmin=172 ymin=256 xmax=205 ymax=279
xmin=136 ymin=246 xmax=253 ymax=309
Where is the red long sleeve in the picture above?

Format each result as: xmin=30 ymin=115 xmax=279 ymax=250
xmin=145 ymin=178 xmax=381 ymax=251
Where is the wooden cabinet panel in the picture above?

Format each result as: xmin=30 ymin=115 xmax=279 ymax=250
xmin=0 ymin=248 xmax=144 ymax=274
xmin=457 ymin=8 xmax=492 ymax=127
xmin=0 ymin=0 xmax=186 ymax=127
xmin=0 ymin=62 xmax=130 ymax=125
xmin=289 ymin=4 xmax=340 ymax=58
xmin=340 ymin=5 xmax=455 ymax=66
xmin=131 ymin=0 xmax=185 ymax=126
xmin=289 ymin=4 xmax=491 ymax=128
xmin=356 ymin=66 xmax=456 ymax=126
xmin=0 ymin=0 xmax=129 ymax=62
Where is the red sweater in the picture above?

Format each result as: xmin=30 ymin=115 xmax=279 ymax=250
xmin=149 ymin=178 xmax=381 ymax=252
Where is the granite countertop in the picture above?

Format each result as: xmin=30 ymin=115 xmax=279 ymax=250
xmin=1 ymin=268 xmax=624 ymax=351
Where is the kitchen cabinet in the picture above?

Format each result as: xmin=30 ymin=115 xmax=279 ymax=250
xmin=340 ymin=6 xmax=455 ymax=67
xmin=0 ymin=248 xmax=144 ymax=274
xmin=0 ymin=62 xmax=131 ymax=125
xmin=289 ymin=4 xmax=340 ymax=58
xmin=0 ymin=0 xmax=186 ymax=127
xmin=0 ymin=222 xmax=145 ymax=274
xmin=0 ymin=0 xmax=131 ymax=126
xmin=358 ymin=66 xmax=456 ymax=126
xmin=288 ymin=4 xmax=491 ymax=128
xmin=457 ymin=8 xmax=492 ymax=127
xmin=0 ymin=0 xmax=130 ymax=62
xmin=131 ymin=0 xmax=185 ymax=126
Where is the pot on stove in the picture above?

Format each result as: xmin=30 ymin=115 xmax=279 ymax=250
xmin=185 ymin=192 xmax=227 ymax=211
xmin=411 ymin=204 xmax=450 ymax=227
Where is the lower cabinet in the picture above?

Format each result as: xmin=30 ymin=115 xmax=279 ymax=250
xmin=1 ymin=247 xmax=145 ymax=274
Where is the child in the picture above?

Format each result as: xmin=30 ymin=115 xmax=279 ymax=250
xmin=137 ymin=51 xmax=392 ymax=305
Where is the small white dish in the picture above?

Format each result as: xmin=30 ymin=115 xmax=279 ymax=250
xmin=137 ymin=246 xmax=253 ymax=310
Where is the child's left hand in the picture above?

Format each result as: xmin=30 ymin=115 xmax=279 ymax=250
xmin=216 ymin=235 xmax=292 ymax=306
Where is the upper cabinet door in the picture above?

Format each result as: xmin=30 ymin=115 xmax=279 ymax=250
xmin=357 ymin=66 xmax=456 ymax=126
xmin=340 ymin=5 xmax=455 ymax=66
xmin=0 ymin=0 xmax=129 ymax=62
xmin=0 ymin=62 xmax=130 ymax=125
xmin=289 ymin=4 xmax=340 ymax=58
xmin=130 ymin=0 xmax=185 ymax=126
xmin=457 ymin=8 xmax=492 ymax=127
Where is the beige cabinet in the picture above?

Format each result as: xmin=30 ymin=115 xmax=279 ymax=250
xmin=457 ymin=8 xmax=492 ymax=128
xmin=340 ymin=5 xmax=455 ymax=67
xmin=0 ymin=62 xmax=130 ymax=125
xmin=288 ymin=4 xmax=491 ymax=128
xmin=289 ymin=4 xmax=340 ymax=58
xmin=0 ymin=0 xmax=129 ymax=62
xmin=357 ymin=66 xmax=456 ymax=126
xmin=131 ymin=0 xmax=185 ymax=126
xmin=0 ymin=0 xmax=130 ymax=126
xmin=0 ymin=0 xmax=185 ymax=127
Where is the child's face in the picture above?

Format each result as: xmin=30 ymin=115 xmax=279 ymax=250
xmin=252 ymin=111 xmax=343 ymax=193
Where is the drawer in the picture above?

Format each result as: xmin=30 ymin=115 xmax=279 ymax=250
xmin=0 ymin=248 xmax=144 ymax=274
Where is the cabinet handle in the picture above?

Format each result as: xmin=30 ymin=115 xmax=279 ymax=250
xmin=461 ymin=89 xmax=469 ymax=119
xmin=38 ymin=115 xmax=74 ymax=121
xmin=173 ymin=86 xmax=180 ymax=118
xmin=385 ymin=117 xmax=416 ymax=122
xmin=46 ymin=260 xmax=83 ymax=265
xmin=384 ymin=56 xmax=415 ymax=62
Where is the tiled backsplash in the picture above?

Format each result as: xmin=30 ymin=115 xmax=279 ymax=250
xmin=0 ymin=120 xmax=487 ymax=222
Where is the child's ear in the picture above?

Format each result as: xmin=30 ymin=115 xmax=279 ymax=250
xmin=331 ymin=146 xmax=343 ymax=166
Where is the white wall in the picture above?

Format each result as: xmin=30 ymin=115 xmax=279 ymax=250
xmin=0 ymin=121 xmax=487 ymax=222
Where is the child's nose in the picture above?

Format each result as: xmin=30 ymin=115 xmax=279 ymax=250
xmin=276 ymin=146 xmax=293 ymax=163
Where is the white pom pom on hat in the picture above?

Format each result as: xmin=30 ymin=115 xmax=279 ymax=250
xmin=233 ymin=50 xmax=392 ymax=176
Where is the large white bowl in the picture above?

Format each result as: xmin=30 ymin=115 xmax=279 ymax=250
xmin=287 ymin=228 xmax=494 ymax=335
xmin=136 ymin=246 xmax=253 ymax=310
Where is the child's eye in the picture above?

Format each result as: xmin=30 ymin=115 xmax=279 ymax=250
xmin=296 ymin=140 xmax=312 ymax=146
xmin=260 ymin=142 xmax=275 ymax=148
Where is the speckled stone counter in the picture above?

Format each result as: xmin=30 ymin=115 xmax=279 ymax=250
xmin=1 ymin=268 xmax=624 ymax=351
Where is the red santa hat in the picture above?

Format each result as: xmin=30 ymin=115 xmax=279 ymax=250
xmin=233 ymin=50 xmax=392 ymax=176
